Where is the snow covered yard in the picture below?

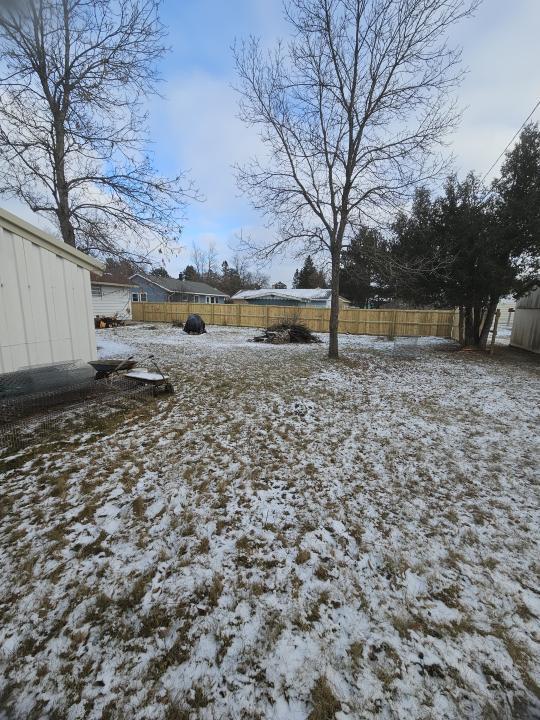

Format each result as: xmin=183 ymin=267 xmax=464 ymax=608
xmin=1 ymin=324 xmax=539 ymax=720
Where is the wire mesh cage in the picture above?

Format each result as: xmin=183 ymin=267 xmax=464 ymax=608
xmin=0 ymin=373 xmax=155 ymax=451
xmin=0 ymin=361 xmax=96 ymax=399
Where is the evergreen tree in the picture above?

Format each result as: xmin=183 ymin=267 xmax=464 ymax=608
xmin=183 ymin=265 xmax=199 ymax=281
xmin=293 ymin=255 xmax=326 ymax=288
xmin=340 ymin=227 xmax=389 ymax=307
xmin=494 ymin=123 xmax=540 ymax=285
xmin=150 ymin=267 xmax=170 ymax=278
xmin=391 ymin=124 xmax=540 ymax=349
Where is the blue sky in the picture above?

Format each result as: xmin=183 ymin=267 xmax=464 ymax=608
xmin=147 ymin=0 xmax=540 ymax=285
xmin=4 ymin=0 xmax=540 ymax=285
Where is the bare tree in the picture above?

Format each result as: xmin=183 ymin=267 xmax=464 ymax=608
xmin=0 ymin=0 xmax=198 ymax=261
xmin=191 ymin=241 xmax=207 ymax=277
xmin=191 ymin=240 xmax=219 ymax=280
xmin=206 ymin=240 xmax=219 ymax=279
xmin=234 ymin=0 xmax=478 ymax=358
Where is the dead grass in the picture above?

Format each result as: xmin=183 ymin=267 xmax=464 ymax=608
xmin=295 ymin=548 xmax=311 ymax=564
xmin=207 ymin=574 xmax=223 ymax=607
xmin=2 ymin=327 xmax=538 ymax=719
xmin=132 ymin=495 xmax=146 ymax=518
xmin=308 ymin=676 xmax=341 ymax=720
xmin=197 ymin=536 xmax=210 ymax=554
xmin=349 ymin=640 xmax=364 ymax=665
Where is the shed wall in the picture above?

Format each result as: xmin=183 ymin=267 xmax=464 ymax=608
xmin=0 ymin=225 xmax=97 ymax=372
xmin=515 ymin=286 xmax=540 ymax=310
xmin=510 ymin=287 xmax=540 ymax=354
xmin=510 ymin=309 xmax=540 ymax=354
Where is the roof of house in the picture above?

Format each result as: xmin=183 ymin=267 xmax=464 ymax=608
xmin=0 ymin=207 xmax=104 ymax=273
xmin=130 ymin=273 xmax=228 ymax=297
xmin=91 ymin=280 xmax=137 ymax=288
xmin=232 ymin=288 xmax=350 ymax=303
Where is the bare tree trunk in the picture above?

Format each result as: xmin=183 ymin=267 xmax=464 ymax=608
xmin=472 ymin=302 xmax=482 ymax=345
xmin=463 ymin=305 xmax=475 ymax=346
xmin=458 ymin=305 xmax=465 ymax=344
xmin=54 ymin=124 xmax=76 ymax=247
xmin=328 ymin=250 xmax=341 ymax=359
xmin=478 ymin=297 xmax=499 ymax=350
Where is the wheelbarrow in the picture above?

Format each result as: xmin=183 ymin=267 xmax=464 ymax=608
xmin=89 ymin=357 xmax=136 ymax=379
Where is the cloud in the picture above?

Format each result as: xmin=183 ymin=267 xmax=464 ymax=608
xmin=4 ymin=0 xmax=540 ymax=288
xmin=449 ymin=0 xmax=540 ymax=179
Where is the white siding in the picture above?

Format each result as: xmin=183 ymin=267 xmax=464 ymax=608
xmin=510 ymin=288 xmax=540 ymax=354
xmin=92 ymin=284 xmax=132 ymax=319
xmin=0 ymin=225 xmax=98 ymax=372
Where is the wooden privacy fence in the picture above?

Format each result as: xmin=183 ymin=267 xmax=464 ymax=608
xmin=132 ymin=302 xmax=458 ymax=338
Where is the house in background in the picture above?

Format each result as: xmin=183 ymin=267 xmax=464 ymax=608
xmin=510 ymin=286 xmax=540 ymax=354
xmin=231 ymin=287 xmax=351 ymax=308
xmin=91 ymin=275 xmax=136 ymax=320
xmin=130 ymin=273 xmax=229 ymax=304
xmin=0 ymin=207 xmax=103 ymax=372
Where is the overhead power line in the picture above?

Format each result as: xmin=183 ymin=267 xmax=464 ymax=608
xmin=480 ymin=97 xmax=540 ymax=184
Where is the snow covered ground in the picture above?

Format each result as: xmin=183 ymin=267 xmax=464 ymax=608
xmin=1 ymin=324 xmax=539 ymax=720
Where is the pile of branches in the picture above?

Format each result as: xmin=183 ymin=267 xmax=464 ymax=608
xmin=252 ymin=322 xmax=321 ymax=344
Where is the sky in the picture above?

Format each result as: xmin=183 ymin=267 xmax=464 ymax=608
xmin=4 ymin=0 xmax=540 ymax=286
xmin=151 ymin=0 xmax=540 ymax=285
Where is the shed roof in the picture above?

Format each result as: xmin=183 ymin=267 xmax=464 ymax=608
xmin=0 ymin=207 xmax=104 ymax=273
xmin=130 ymin=273 xmax=228 ymax=297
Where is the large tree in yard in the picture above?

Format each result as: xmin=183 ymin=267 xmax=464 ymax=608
xmin=393 ymin=174 xmax=499 ymax=346
xmin=0 ymin=0 xmax=195 ymax=261
xmin=234 ymin=0 xmax=478 ymax=358
xmin=391 ymin=125 xmax=540 ymax=349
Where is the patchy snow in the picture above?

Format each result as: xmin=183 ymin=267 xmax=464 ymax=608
xmin=1 ymin=323 xmax=539 ymax=720
xmin=96 ymin=336 xmax=134 ymax=359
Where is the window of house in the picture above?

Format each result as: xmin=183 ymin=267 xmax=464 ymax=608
xmin=140 ymin=293 xmax=147 ymax=302
xmin=91 ymin=286 xmax=102 ymax=298
xmin=206 ymin=296 xmax=210 ymax=303
xmin=132 ymin=293 xmax=139 ymax=302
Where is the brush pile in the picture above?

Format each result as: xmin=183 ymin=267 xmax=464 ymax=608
xmin=252 ymin=322 xmax=321 ymax=344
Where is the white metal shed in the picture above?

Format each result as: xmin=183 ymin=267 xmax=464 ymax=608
xmin=510 ymin=286 xmax=540 ymax=354
xmin=0 ymin=207 xmax=104 ymax=373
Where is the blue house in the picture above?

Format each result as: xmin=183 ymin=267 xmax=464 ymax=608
xmin=130 ymin=274 xmax=229 ymax=304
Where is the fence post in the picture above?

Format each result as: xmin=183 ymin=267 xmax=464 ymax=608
xmin=489 ymin=309 xmax=501 ymax=354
